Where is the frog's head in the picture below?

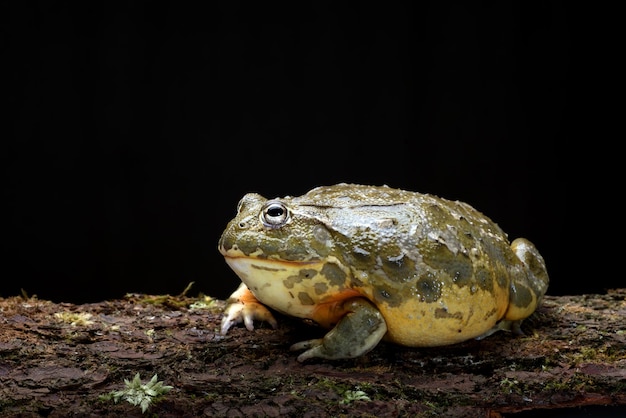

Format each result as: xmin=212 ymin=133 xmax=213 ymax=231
xmin=218 ymin=193 xmax=335 ymax=263
xmin=218 ymin=192 xmax=352 ymax=318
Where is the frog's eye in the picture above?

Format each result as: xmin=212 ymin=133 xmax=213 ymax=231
xmin=261 ymin=201 xmax=290 ymax=228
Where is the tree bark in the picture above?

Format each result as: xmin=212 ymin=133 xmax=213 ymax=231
xmin=1 ymin=289 xmax=624 ymax=417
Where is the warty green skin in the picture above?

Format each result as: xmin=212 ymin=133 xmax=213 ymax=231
xmin=218 ymin=183 xmax=549 ymax=359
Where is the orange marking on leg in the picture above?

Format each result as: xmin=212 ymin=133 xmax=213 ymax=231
xmin=239 ymin=288 xmax=261 ymax=304
xmin=311 ymin=289 xmax=363 ymax=328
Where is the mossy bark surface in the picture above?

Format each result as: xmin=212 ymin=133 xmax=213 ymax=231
xmin=1 ymin=290 xmax=625 ymax=417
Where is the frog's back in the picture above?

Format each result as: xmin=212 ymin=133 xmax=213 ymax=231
xmin=295 ymin=184 xmax=548 ymax=347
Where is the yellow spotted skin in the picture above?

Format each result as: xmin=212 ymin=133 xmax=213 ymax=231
xmin=218 ymin=184 xmax=549 ymax=361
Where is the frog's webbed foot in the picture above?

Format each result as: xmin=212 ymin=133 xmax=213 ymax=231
xmin=475 ymin=319 xmax=524 ymax=341
xmin=290 ymin=298 xmax=387 ymax=362
xmin=220 ymin=283 xmax=278 ymax=335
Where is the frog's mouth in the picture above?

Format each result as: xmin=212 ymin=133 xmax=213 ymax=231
xmin=222 ymin=254 xmax=328 ymax=319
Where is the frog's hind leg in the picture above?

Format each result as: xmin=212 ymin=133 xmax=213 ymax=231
xmin=290 ymin=298 xmax=387 ymax=362
xmin=504 ymin=238 xmax=550 ymax=321
xmin=477 ymin=238 xmax=549 ymax=340
xmin=511 ymin=238 xmax=550 ymax=305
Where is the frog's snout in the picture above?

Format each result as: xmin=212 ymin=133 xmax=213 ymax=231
xmin=218 ymin=230 xmax=235 ymax=257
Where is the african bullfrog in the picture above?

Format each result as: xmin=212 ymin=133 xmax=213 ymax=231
xmin=218 ymin=184 xmax=549 ymax=361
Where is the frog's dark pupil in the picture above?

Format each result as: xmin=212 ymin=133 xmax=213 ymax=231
xmin=267 ymin=206 xmax=284 ymax=217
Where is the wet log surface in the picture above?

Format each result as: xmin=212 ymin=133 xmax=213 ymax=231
xmin=1 ymin=289 xmax=625 ymax=417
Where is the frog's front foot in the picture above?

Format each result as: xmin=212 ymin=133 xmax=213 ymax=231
xmin=290 ymin=298 xmax=387 ymax=362
xmin=220 ymin=300 xmax=278 ymax=334
xmin=220 ymin=283 xmax=278 ymax=335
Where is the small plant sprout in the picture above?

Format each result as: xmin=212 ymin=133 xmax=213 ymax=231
xmin=101 ymin=373 xmax=173 ymax=413
xmin=188 ymin=295 xmax=220 ymax=311
xmin=340 ymin=388 xmax=371 ymax=404
xmin=54 ymin=311 xmax=94 ymax=326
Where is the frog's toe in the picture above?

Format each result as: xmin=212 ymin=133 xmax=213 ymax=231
xmin=290 ymin=339 xmax=325 ymax=362
xmin=290 ymin=336 xmax=369 ymax=362
xmin=220 ymin=302 xmax=278 ymax=335
xmin=475 ymin=319 xmax=523 ymax=340
xmin=290 ymin=339 xmax=321 ymax=351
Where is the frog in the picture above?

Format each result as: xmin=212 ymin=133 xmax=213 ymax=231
xmin=218 ymin=183 xmax=549 ymax=362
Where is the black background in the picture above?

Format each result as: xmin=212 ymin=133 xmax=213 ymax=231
xmin=4 ymin=3 xmax=610 ymax=303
